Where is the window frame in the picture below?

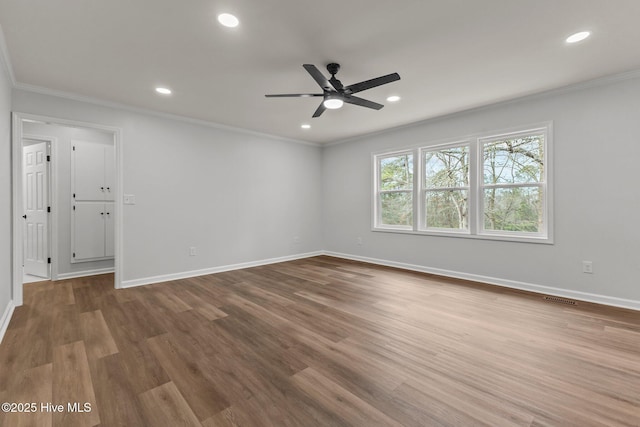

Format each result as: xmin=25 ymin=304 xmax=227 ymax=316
xmin=372 ymin=122 xmax=553 ymax=244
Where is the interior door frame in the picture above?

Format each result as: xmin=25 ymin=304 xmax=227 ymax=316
xmin=22 ymin=134 xmax=56 ymax=280
xmin=12 ymin=112 xmax=123 ymax=306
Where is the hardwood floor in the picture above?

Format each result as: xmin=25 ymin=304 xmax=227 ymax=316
xmin=1 ymin=256 xmax=639 ymax=426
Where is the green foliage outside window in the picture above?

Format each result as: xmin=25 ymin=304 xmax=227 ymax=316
xmin=379 ymin=154 xmax=413 ymax=226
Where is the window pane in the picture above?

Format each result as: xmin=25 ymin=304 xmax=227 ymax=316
xmin=483 ymin=135 xmax=544 ymax=184
xmin=424 ymin=146 xmax=469 ymax=188
xmin=380 ymin=192 xmax=413 ymax=226
xmin=483 ymin=187 xmax=543 ymax=232
xmin=425 ymin=190 xmax=469 ymax=229
xmin=380 ymin=154 xmax=413 ymax=191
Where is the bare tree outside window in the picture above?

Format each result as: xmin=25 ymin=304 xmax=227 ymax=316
xmin=482 ymin=135 xmax=544 ymax=232
xmin=373 ymin=124 xmax=550 ymax=242
xmin=424 ymin=146 xmax=469 ymax=229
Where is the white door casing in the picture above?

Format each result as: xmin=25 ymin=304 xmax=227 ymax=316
xmin=23 ymin=141 xmax=49 ymax=278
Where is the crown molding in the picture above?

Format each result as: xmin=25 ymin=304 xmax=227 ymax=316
xmin=326 ymin=68 xmax=640 ymax=147
xmin=13 ymin=82 xmax=321 ymax=148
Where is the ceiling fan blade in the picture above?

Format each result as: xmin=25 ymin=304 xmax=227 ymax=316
xmin=312 ymin=101 xmax=326 ymax=118
xmin=303 ymin=64 xmax=333 ymax=91
xmin=345 ymin=73 xmax=400 ymax=94
xmin=343 ymin=95 xmax=384 ymax=110
xmin=265 ymin=93 xmax=324 ymax=97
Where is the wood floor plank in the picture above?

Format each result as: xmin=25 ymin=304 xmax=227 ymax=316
xmin=52 ymin=341 xmax=100 ymax=427
xmin=1 ymin=256 xmax=639 ymax=426
xmin=0 ymin=363 xmax=53 ymax=427
xmin=138 ymin=381 xmax=201 ymax=427
xmin=292 ymin=367 xmax=404 ymax=427
xmin=146 ymin=333 xmax=229 ymax=420
xmin=111 ymin=340 xmax=171 ymax=396
xmin=80 ymin=310 xmax=119 ymax=360
xmin=90 ymin=353 xmax=147 ymax=427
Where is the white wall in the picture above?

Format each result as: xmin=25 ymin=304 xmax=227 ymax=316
xmin=13 ymin=90 xmax=323 ymax=284
xmin=322 ymin=74 xmax=640 ymax=307
xmin=0 ymin=29 xmax=13 ymax=336
xmin=23 ymin=122 xmax=115 ymax=277
xmin=8 ymin=68 xmax=640 ymax=309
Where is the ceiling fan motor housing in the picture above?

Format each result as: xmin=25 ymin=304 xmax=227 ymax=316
xmin=327 ymin=63 xmax=341 ymax=75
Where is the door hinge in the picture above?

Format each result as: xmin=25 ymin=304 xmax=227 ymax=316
xmin=73 ymin=205 xmax=76 ymax=211
xmin=72 ymin=146 xmax=75 ymax=151
xmin=73 ymin=193 xmax=76 ymax=198
xmin=47 ymin=257 xmax=51 ymax=264
xmin=46 ymin=155 xmax=51 ymax=162
xmin=47 ymin=206 xmax=51 ymax=213
xmin=73 ymin=252 xmax=76 ymax=258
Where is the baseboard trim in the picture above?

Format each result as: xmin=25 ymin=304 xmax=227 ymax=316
xmin=56 ymin=268 xmax=115 ymax=280
xmin=121 ymin=251 xmax=324 ymax=289
xmin=0 ymin=300 xmax=16 ymax=345
xmin=323 ymin=251 xmax=640 ymax=312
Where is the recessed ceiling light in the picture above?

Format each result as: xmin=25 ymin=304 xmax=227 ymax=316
xmin=155 ymin=87 xmax=172 ymax=95
xmin=387 ymin=95 xmax=401 ymax=102
xmin=218 ymin=13 xmax=239 ymax=28
xmin=323 ymin=98 xmax=344 ymax=109
xmin=566 ymin=31 xmax=590 ymax=44
xmin=301 ymin=124 xmax=311 ymax=129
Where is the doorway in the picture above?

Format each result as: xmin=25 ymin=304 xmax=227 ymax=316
xmin=12 ymin=113 xmax=122 ymax=306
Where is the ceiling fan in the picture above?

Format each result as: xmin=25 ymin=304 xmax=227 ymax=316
xmin=265 ymin=63 xmax=400 ymax=118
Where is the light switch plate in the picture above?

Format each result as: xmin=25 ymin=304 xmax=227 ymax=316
xmin=124 ymin=194 xmax=136 ymax=205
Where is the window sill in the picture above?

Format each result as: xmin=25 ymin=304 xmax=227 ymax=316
xmin=371 ymin=227 xmax=553 ymax=244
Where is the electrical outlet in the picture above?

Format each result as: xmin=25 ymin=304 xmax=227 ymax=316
xmin=356 ymin=237 xmax=363 ymax=245
xmin=582 ymin=261 xmax=593 ymax=274
xmin=189 ymin=247 xmax=197 ymax=256
xmin=293 ymin=236 xmax=300 ymax=244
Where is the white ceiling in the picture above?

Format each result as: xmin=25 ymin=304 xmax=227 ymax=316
xmin=1 ymin=0 xmax=640 ymax=144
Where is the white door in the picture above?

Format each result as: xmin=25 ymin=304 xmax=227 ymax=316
xmin=23 ymin=141 xmax=49 ymax=278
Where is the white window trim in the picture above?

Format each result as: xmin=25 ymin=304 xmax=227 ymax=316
xmin=372 ymin=122 xmax=554 ymax=244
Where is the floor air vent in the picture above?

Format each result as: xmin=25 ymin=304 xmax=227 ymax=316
xmin=543 ymin=296 xmax=577 ymax=305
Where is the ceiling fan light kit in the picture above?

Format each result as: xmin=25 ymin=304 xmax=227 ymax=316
xmin=323 ymin=97 xmax=344 ymax=109
xmin=265 ymin=63 xmax=400 ymax=118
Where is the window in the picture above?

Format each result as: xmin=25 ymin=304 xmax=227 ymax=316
xmin=376 ymin=152 xmax=413 ymax=228
xmin=423 ymin=144 xmax=470 ymax=231
xmin=373 ymin=124 xmax=552 ymax=243
xmin=481 ymin=132 xmax=546 ymax=235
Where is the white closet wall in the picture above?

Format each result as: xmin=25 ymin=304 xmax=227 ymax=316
xmin=71 ymin=140 xmax=115 ymax=262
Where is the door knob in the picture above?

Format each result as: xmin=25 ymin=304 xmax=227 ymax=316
xmin=22 ymin=215 xmax=27 ymax=219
